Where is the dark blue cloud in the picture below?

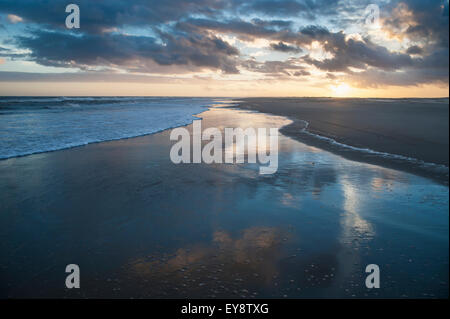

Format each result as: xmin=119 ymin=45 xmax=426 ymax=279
xmin=0 ymin=0 xmax=229 ymax=33
xmin=270 ymin=41 xmax=302 ymax=53
xmin=240 ymin=0 xmax=341 ymax=19
xmin=15 ymin=29 xmax=240 ymax=73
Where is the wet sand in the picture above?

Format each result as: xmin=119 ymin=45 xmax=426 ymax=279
xmin=0 ymin=105 xmax=448 ymax=298
xmin=237 ymin=98 xmax=449 ymax=184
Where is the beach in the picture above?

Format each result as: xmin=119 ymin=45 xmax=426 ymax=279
xmin=237 ymin=98 xmax=449 ymax=185
xmin=1 ymin=0 xmax=448 ymax=306
xmin=0 ymin=100 xmax=448 ymax=298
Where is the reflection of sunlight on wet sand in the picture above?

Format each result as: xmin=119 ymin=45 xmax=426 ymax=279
xmin=205 ymin=107 xmax=291 ymax=132
xmin=341 ymin=178 xmax=374 ymax=241
xmin=200 ymin=107 xmax=289 ymax=172
xmin=330 ymin=177 xmax=375 ymax=295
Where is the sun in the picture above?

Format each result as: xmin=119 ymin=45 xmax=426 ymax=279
xmin=331 ymin=83 xmax=351 ymax=97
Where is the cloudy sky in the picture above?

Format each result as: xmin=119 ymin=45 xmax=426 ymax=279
xmin=0 ymin=0 xmax=448 ymax=96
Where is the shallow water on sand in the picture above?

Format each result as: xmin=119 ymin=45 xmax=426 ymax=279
xmin=0 ymin=105 xmax=448 ymax=298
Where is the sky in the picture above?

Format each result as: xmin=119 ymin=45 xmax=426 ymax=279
xmin=0 ymin=0 xmax=448 ymax=97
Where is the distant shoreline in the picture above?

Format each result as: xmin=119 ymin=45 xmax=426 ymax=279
xmin=235 ymin=97 xmax=449 ymax=185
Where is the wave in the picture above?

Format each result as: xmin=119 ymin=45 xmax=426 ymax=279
xmin=0 ymin=97 xmax=222 ymax=159
xmin=0 ymin=96 xmax=217 ymax=112
xmin=295 ymin=119 xmax=449 ymax=178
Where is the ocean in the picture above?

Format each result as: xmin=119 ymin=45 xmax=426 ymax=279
xmin=0 ymin=97 xmax=217 ymax=159
xmin=1 ymin=96 xmax=448 ymax=184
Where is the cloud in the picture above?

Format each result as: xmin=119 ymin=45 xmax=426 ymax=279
xmin=241 ymin=57 xmax=310 ymax=77
xmin=0 ymin=0 xmax=229 ymax=33
xmin=384 ymin=0 xmax=449 ymax=48
xmin=303 ymin=35 xmax=415 ymax=72
xmin=15 ymin=30 xmax=240 ymax=73
xmin=270 ymin=41 xmax=302 ymax=53
xmin=0 ymin=71 xmax=190 ymax=82
xmin=346 ymin=67 xmax=449 ymax=88
xmin=406 ymin=45 xmax=423 ymax=55
xmin=0 ymin=46 xmax=27 ymax=59
xmin=300 ymin=27 xmax=448 ymax=85
xmin=7 ymin=14 xmax=23 ymax=23
xmin=240 ymin=0 xmax=341 ymax=19
xmin=177 ymin=18 xmax=288 ymax=41
xmin=0 ymin=0 xmax=448 ymax=89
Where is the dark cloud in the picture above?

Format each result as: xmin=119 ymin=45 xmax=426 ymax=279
xmin=176 ymin=18 xmax=287 ymax=41
xmin=242 ymin=0 xmax=309 ymax=17
xmin=270 ymin=41 xmax=302 ymax=53
xmin=406 ymin=45 xmax=423 ymax=55
xmin=251 ymin=18 xmax=292 ymax=29
xmin=304 ymin=36 xmax=415 ymax=72
xmin=0 ymin=0 xmax=229 ymax=33
xmin=241 ymin=57 xmax=309 ymax=77
xmin=275 ymin=26 xmax=415 ymax=72
xmin=299 ymin=25 xmax=330 ymax=38
xmin=15 ymin=30 xmax=240 ymax=73
xmin=240 ymin=0 xmax=340 ymax=19
xmin=347 ymin=66 xmax=449 ymax=87
xmin=0 ymin=71 xmax=184 ymax=82
xmin=387 ymin=0 xmax=449 ymax=48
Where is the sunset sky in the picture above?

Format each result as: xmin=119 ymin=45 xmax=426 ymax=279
xmin=0 ymin=0 xmax=448 ymax=97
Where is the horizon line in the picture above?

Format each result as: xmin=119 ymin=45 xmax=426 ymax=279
xmin=0 ymin=95 xmax=449 ymax=99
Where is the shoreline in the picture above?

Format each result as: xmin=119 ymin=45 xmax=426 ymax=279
xmin=1 ymin=97 xmax=448 ymax=185
xmin=235 ymin=98 xmax=449 ymax=186
xmin=1 ymin=102 xmax=448 ymax=298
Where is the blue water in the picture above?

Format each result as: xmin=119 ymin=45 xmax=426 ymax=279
xmin=0 ymin=97 xmax=216 ymax=159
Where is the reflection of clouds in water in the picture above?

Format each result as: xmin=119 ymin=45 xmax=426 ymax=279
xmin=370 ymin=169 xmax=410 ymax=194
xmin=126 ymin=227 xmax=288 ymax=297
xmin=371 ymin=177 xmax=385 ymax=192
xmin=310 ymin=167 xmax=338 ymax=198
xmin=213 ymin=227 xmax=282 ymax=265
xmin=280 ymin=192 xmax=299 ymax=208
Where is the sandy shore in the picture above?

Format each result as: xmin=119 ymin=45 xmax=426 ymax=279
xmin=236 ymin=98 xmax=449 ymax=184
xmin=0 ymin=105 xmax=448 ymax=298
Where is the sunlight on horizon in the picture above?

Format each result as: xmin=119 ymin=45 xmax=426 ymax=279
xmin=331 ymin=83 xmax=352 ymax=97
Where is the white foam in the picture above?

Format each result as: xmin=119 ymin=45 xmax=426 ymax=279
xmin=298 ymin=120 xmax=449 ymax=175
